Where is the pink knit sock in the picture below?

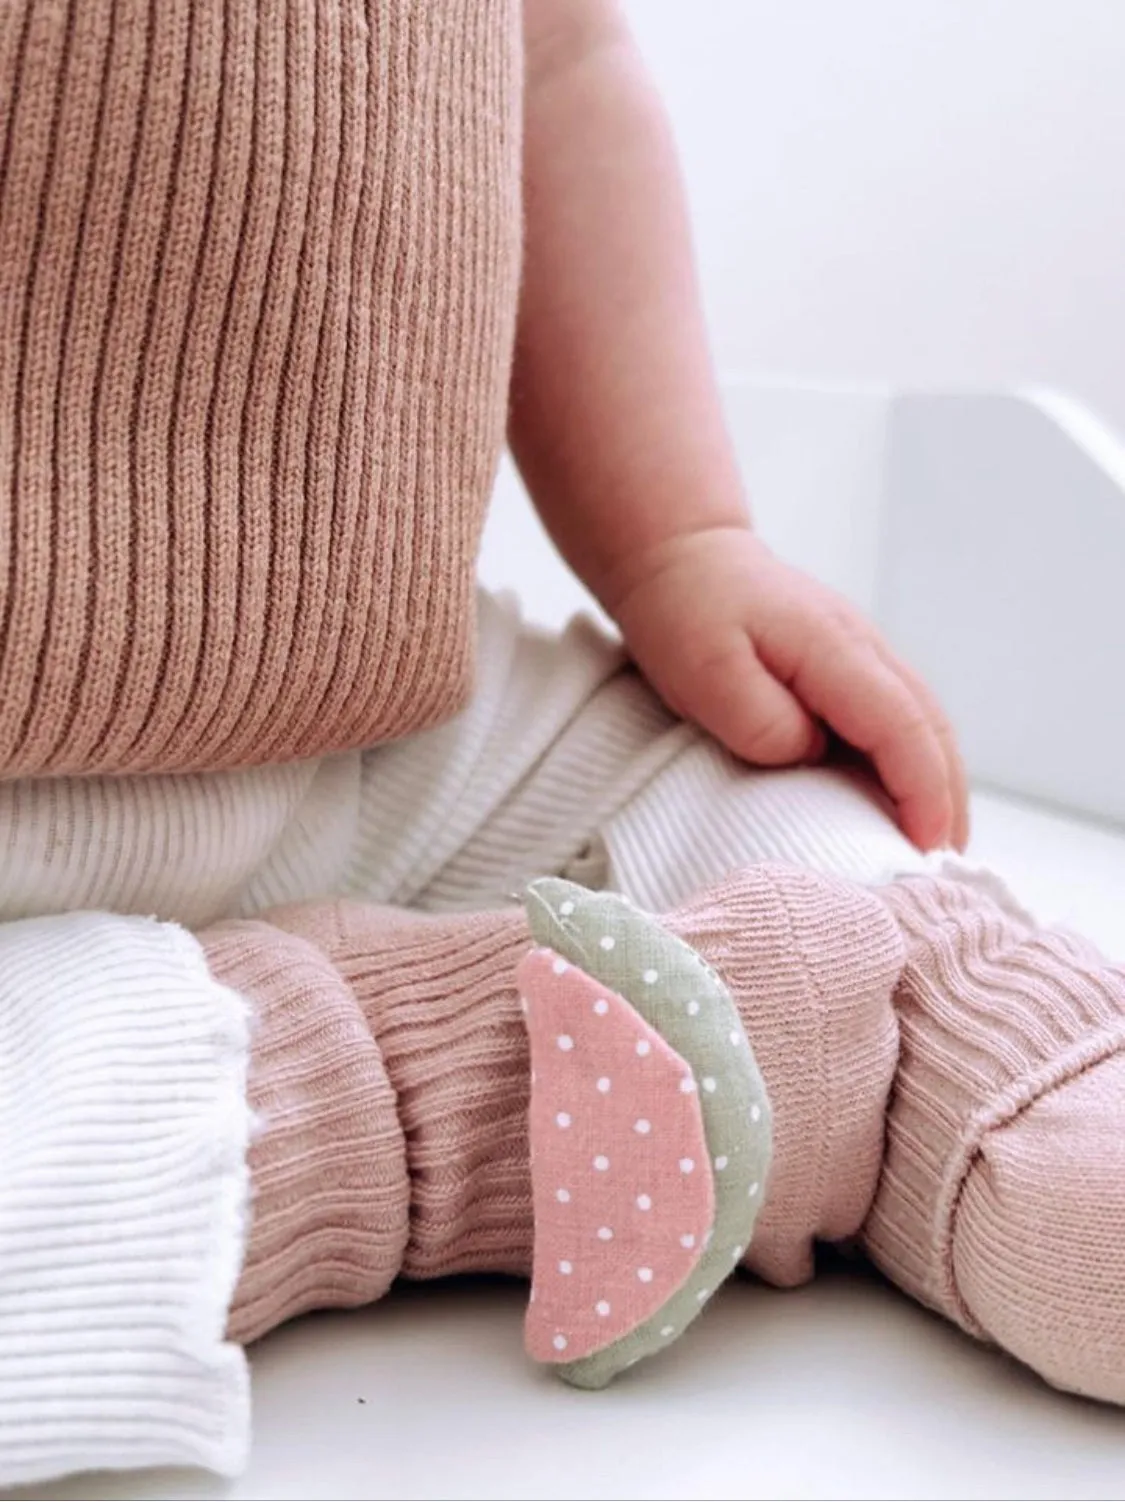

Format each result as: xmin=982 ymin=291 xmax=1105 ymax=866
xmin=204 ymin=865 xmax=903 ymax=1344
xmin=664 ymin=865 xmax=903 ymax=1286
xmin=864 ymin=874 xmax=1125 ymax=1404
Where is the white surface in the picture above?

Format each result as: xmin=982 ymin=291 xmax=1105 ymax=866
xmin=7 ymin=789 xmax=1125 ymax=1502
xmin=627 ymin=0 xmax=1125 ymax=438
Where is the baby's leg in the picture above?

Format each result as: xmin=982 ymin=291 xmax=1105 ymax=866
xmin=607 ymin=721 xmax=1125 ymax=1403
xmin=218 ymin=868 xmax=903 ymax=1337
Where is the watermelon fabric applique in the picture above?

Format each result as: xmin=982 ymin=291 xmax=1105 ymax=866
xmin=518 ymin=878 xmax=773 ymax=1389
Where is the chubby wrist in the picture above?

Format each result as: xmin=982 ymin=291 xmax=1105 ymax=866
xmin=596 ymin=518 xmax=759 ymax=621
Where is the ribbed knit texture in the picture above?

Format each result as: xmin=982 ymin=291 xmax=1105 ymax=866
xmin=604 ymin=747 xmax=929 ymax=913
xmin=200 ymin=920 xmax=410 ymax=1345
xmin=864 ymin=875 xmax=1125 ymax=1403
xmin=212 ymin=866 xmax=903 ymax=1347
xmin=214 ymin=901 xmax=533 ymax=1342
xmin=0 ymin=913 xmax=251 ymax=1486
xmin=267 ymin=901 xmax=536 ymax=1283
xmin=667 ymin=865 xmax=904 ymax=1286
xmin=0 ymin=589 xmax=922 ymax=931
xmin=0 ymin=0 xmax=521 ymax=780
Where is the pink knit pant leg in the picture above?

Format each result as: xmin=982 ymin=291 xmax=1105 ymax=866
xmin=197 ymin=865 xmax=903 ymax=1345
xmin=204 ymin=907 xmax=532 ymax=1345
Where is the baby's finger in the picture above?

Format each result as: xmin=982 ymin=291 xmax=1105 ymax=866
xmin=786 ymin=631 xmax=953 ymax=850
xmin=673 ymin=633 xmax=825 ymax=768
xmin=875 ymin=646 xmax=971 ymax=852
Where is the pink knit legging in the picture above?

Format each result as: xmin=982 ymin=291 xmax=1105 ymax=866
xmin=216 ymin=865 xmax=903 ymax=1342
xmin=211 ymin=862 xmax=1125 ymax=1407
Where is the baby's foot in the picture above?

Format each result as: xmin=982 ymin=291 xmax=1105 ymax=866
xmin=519 ymin=864 xmax=905 ymax=1383
xmin=866 ymin=873 xmax=1125 ymax=1404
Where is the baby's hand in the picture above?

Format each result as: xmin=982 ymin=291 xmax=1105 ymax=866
xmin=608 ymin=526 xmax=968 ymax=852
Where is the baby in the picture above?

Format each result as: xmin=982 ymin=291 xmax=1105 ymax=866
xmin=0 ymin=0 xmax=1121 ymax=1486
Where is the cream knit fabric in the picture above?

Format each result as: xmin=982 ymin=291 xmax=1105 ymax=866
xmin=0 ymin=913 xmax=250 ymax=1485
xmin=0 ymin=592 xmax=921 ymax=930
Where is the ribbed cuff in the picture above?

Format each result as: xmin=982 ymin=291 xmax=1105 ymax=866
xmin=206 ymin=920 xmax=410 ymax=1346
xmin=865 ymin=875 xmax=1125 ymax=1332
xmin=0 ymin=913 xmax=251 ymax=1488
xmin=268 ymin=899 xmax=536 ymax=1281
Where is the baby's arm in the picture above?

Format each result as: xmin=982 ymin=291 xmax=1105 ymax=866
xmin=511 ymin=0 xmax=967 ymax=852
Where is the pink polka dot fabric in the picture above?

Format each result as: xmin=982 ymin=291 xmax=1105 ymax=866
xmin=519 ymin=947 xmax=714 ymax=1363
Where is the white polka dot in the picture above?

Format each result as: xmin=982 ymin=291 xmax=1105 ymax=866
xmin=660 ymin=1325 xmax=675 ymax=1338
xmin=714 ymin=1154 xmax=728 ymax=1171
xmin=748 ymin=1181 xmax=760 ymax=1198
xmin=556 ymin=1187 xmax=570 ymax=1203
xmin=635 ymin=1039 xmax=651 ymax=1057
xmin=599 ymin=935 xmax=616 ymax=951
xmin=596 ymin=1299 xmax=611 ymax=1317
xmin=519 ymin=996 xmax=528 ymax=1014
xmin=750 ymin=1103 xmax=762 ymax=1122
xmin=552 ymin=957 xmax=569 ymax=976
xmin=593 ymin=998 xmax=609 ymax=1016
xmin=696 ymin=1288 xmax=710 ymax=1303
xmin=556 ymin=1112 xmax=571 ymax=1129
xmin=680 ymin=1233 xmax=695 ymax=1249
xmin=637 ymin=1267 xmax=654 ymax=1283
xmin=702 ymin=1076 xmax=716 ymax=1093
xmin=679 ymin=1157 xmax=695 ymax=1175
xmin=553 ymin=1333 xmax=568 ymax=1351
xmin=559 ymin=900 xmax=575 ymax=917
xmin=636 ymin=1193 xmax=652 ymax=1211
xmin=559 ymin=1260 xmax=573 ymax=1275
xmin=596 ymin=1076 xmax=611 ymax=1093
xmin=597 ymin=1225 xmax=614 ymax=1241
xmin=557 ymin=1034 xmax=574 ymax=1051
xmin=679 ymin=1075 xmax=696 ymax=1093
xmin=731 ymin=1244 xmax=744 ymax=1261
xmin=633 ymin=1118 xmax=651 ymax=1135
xmin=642 ymin=968 xmax=658 ymax=985
xmin=593 ymin=1154 xmax=610 ymax=1172
xmin=729 ymin=1028 xmax=741 ymax=1046
xmin=686 ymin=1000 xmax=700 ymax=1016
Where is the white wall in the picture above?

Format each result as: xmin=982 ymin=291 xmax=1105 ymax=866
xmin=627 ymin=0 xmax=1125 ymax=434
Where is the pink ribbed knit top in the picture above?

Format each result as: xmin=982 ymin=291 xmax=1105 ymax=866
xmin=0 ymin=0 xmax=522 ymax=779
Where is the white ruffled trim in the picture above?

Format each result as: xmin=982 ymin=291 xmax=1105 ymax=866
xmin=0 ymin=913 xmax=252 ymax=1488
